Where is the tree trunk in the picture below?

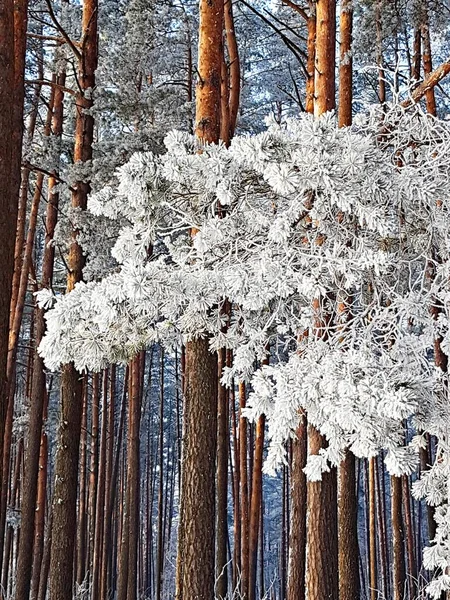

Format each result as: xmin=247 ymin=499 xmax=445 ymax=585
xmin=338 ymin=451 xmax=360 ymax=600
xmin=391 ymin=475 xmax=406 ymax=600
xmin=156 ymin=349 xmax=165 ymax=600
xmin=421 ymin=12 xmax=436 ymax=115
xmin=216 ymin=348 xmax=229 ymax=599
xmin=306 ymin=425 xmax=339 ymax=600
xmin=240 ymin=381 xmax=250 ymax=600
xmin=177 ymin=339 xmax=218 ymax=600
xmin=48 ymin=0 xmax=98 ymax=593
xmin=176 ymin=1 xmax=223 ymax=597
xmin=224 ymin=0 xmax=240 ymax=137
xmin=92 ymin=370 xmax=109 ymax=600
xmin=127 ymin=354 xmax=142 ymax=600
xmin=249 ymin=414 xmax=265 ymax=600
xmin=368 ymin=457 xmax=377 ymax=600
xmin=0 ymin=0 xmax=16 ymax=499
xmin=306 ymin=3 xmax=339 ymax=600
xmin=287 ymin=416 xmax=307 ymax=600
xmin=76 ymin=382 xmax=89 ymax=586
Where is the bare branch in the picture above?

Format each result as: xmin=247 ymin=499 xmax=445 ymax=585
xmin=43 ymin=0 xmax=82 ymax=61
xmin=402 ymin=59 xmax=450 ymax=108
xmin=280 ymin=0 xmax=309 ymax=21
xmin=25 ymin=79 xmax=75 ymax=95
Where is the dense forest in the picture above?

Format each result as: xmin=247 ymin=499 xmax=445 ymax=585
xmin=2 ymin=0 xmax=450 ymax=598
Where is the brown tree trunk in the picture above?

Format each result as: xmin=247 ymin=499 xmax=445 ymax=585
xmin=306 ymin=425 xmax=339 ymax=600
xmin=127 ymin=354 xmax=142 ymax=600
xmin=156 ymin=349 xmax=165 ymax=600
xmin=287 ymin=416 xmax=307 ymax=600
xmin=402 ymin=475 xmax=417 ymax=600
xmin=368 ymin=457 xmax=377 ymax=600
xmin=176 ymin=1 xmax=223 ymax=598
xmin=249 ymin=414 xmax=265 ymax=600
xmin=421 ymin=12 xmax=436 ymax=115
xmin=240 ymin=381 xmax=250 ymax=600
xmin=338 ymin=451 xmax=360 ymax=600
xmin=76 ymin=382 xmax=89 ymax=586
xmin=87 ymin=373 xmax=100 ymax=581
xmin=376 ymin=0 xmax=386 ymax=104
xmin=338 ymin=0 xmax=352 ymax=128
xmin=337 ymin=5 xmax=360 ymax=598
xmin=230 ymin=377 xmax=241 ymax=592
xmin=176 ymin=339 xmax=218 ymax=600
xmin=48 ymin=0 xmax=98 ymax=594
xmin=306 ymin=3 xmax=339 ymax=600
xmin=391 ymin=475 xmax=406 ymax=600
xmin=375 ymin=455 xmax=389 ymax=600
xmin=411 ymin=27 xmax=421 ymax=84
xmin=305 ymin=1 xmax=316 ymax=114
xmin=92 ymin=370 xmax=109 ymax=600
xmin=216 ymin=348 xmax=229 ymax=599
xmin=30 ymin=431 xmax=48 ymax=600
xmin=224 ymin=0 xmax=240 ymax=137
xmin=0 ymin=0 xmax=17 ymax=499
xmin=100 ymin=366 xmax=116 ymax=600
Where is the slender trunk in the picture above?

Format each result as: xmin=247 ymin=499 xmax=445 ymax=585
xmin=216 ymin=348 xmax=229 ymax=599
xmin=411 ymin=27 xmax=421 ymax=84
xmin=287 ymin=416 xmax=307 ymax=600
xmin=30 ymin=431 xmax=48 ymax=600
xmin=231 ymin=378 xmax=241 ymax=592
xmin=391 ymin=476 xmax=406 ymax=600
xmin=156 ymin=349 xmax=165 ymax=600
xmin=248 ymin=414 xmax=264 ymax=600
xmin=375 ymin=455 xmax=389 ymax=600
xmin=76 ymin=382 xmax=89 ymax=586
xmin=338 ymin=451 xmax=360 ymax=600
xmin=337 ymin=4 xmax=359 ymax=598
xmin=368 ymin=457 xmax=377 ymax=600
xmin=127 ymin=353 xmax=143 ymax=600
xmin=1 ymin=438 xmax=23 ymax=592
xmin=402 ymin=475 xmax=417 ymax=600
xmin=376 ymin=0 xmax=386 ymax=104
xmin=99 ymin=366 xmax=116 ymax=600
xmin=0 ymin=0 xmax=15 ymax=505
xmin=306 ymin=3 xmax=339 ymax=599
xmin=305 ymin=2 xmax=316 ymax=115
xmin=422 ymin=12 xmax=436 ymax=115
xmin=92 ymin=370 xmax=109 ymax=600
xmin=48 ymin=0 xmax=98 ymax=594
xmin=240 ymin=381 xmax=250 ymax=600
xmin=87 ymin=373 xmax=100 ymax=581
xmin=224 ymin=0 xmax=240 ymax=136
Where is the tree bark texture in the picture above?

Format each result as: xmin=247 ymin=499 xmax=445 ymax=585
xmin=49 ymin=0 xmax=98 ymax=594
xmin=177 ymin=338 xmax=218 ymax=600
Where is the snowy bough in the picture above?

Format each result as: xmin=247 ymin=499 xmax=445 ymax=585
xmin=39 ymin=105 xmax=450 ymax=596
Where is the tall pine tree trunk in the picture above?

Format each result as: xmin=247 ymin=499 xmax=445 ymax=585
xmin=48 ymin=0 xmax=98 ymax=594
xmin=16 ymin=71 xmax=65 ymax=600
xmin=175 ymin=0 xmax=223 ymax=597
xmin=306 ymin=3 xmax=339 ymax=599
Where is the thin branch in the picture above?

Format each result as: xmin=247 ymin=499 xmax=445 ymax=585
xmin=43 ymin=0 xmax=82 ymax=61
xmin=238 ymin=0 xmax=307 ymax=69
xmin=22 ymin=162 xmax=76 ymax=192
xmin=280 ymin=0 xmax=309 ymax=21
xmin=25 ymin=79 xmax=75 ymax=95
xmin=26 ymin=32 xmax=70 ymax=43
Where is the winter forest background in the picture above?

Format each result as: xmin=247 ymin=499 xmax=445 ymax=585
xmin=3 ymin=0 xmax=450 ymax=599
